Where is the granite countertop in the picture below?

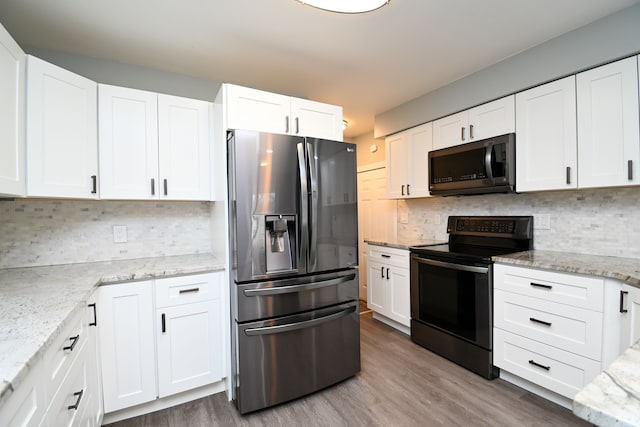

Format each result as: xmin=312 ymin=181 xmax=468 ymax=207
xmin=573 ymin=340 xmax=640 ymax=426
xmin=0 ymin=253 xmax=224 ymax=409
xmin=493 ymin=250 xmax=640 ymax=288
xmin=365 ymin=238 xmax=446 ymax=251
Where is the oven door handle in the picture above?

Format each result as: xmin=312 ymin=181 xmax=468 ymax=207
xmin=244 ymin=305 xmax=356 ymax=336
xmin=243 ymin=272 xmax=356 ymax=297
xmin=415 ymin=257 xmax=489 ymax=274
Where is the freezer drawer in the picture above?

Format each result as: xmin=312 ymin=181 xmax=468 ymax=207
xmin=235 ymin=269 xmax=358 ymax=322
xmin=236 ymin=301 xmax=360 ymax=414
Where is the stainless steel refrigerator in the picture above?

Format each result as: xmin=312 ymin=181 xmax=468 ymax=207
xmin=227 ymin=129 xmax=360 ymax=414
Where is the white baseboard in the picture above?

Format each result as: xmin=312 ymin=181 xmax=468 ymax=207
xmin=372 ymin=312 xmax=410 ymax=335
xmin=499 ymin=370 xmax=572 ymax=409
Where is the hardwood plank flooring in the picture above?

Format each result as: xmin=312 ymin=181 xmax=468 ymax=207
xmin=106 ymin=312 xmax=590 ymax=427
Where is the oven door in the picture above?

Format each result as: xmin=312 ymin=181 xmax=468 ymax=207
xmin=410 ymin=254 xmax=493 ymax=350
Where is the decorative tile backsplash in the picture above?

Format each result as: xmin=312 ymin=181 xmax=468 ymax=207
xmin=398 ymin=187 xmax=640 ymax=259
xmin=0 ymin=199 xmax=215 ymax=269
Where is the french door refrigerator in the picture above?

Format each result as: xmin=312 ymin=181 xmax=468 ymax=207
xmin=227 ymin=129 xmax=360 ymax=414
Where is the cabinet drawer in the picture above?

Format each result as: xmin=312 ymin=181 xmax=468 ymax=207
xmin=155 ymin=272 xmax=220 ymax=308
xmin=494 ymin=289 xmax=603 ymax=360
xmin=43 ymin=307 xmax=87 ymax=399
xmin=494 ymin=264 xmax=604 ymax=311
xmin=494 ymin=328 xmax=601 ymax=399
xmin=367 ymin=245 xmax=409 ymax=269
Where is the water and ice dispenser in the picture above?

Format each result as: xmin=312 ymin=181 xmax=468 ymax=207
xmin=265 ymin=215 xmax=297 ymax=273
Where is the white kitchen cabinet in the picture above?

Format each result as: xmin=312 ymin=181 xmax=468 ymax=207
xmin=26 ymin=55 xmax=98 ymax=198
xmin=620 ymin=284 xmax=640 ymax=350
xmin=98 ymin=84 xmax=211 ymax=200
xmin=0 ymin=22 xmax=26 ymax=196
xmin=366 ymin=245 xmax=410 ymax=331
xmin=222 ymin=83 xmax=343 ymax=141
xmin=515 ymin=76 xmax=577 ymax=192
xmin=432 ymin=95 xmax=514 ymax=150
xmin=0 ymin=355 xmax=47 ymax=427
xmin=97 ymin=280 xmax=157 ymax=413
xmin=385 ymin=122 xmax=432 ymax=198
xmin=155 ymin=273 xmax=223 ymax=398
xmin=577 ymin=56 xmax=640 ymax=188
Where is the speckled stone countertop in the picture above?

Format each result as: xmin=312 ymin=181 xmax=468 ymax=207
xmin=0 ymin=253 xmax=224 ymax=409
xmin=492 ymin=250 xmax=640 ymax=288
xmin=573 ymin=340 xmax=640 ymax=426
xmin=365 ymin=238 xmax=446 ymax=251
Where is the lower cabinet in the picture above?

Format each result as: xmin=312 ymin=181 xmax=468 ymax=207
xmin=98 ymin=272 xmax=224 ymax=414
xmin=620 ymin=284 xmax=640 ymax=349
xmin=366 ymin=245 xmax=410 ymax=331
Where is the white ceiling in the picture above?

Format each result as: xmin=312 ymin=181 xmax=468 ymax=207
xmin=0 ymin=0 xmax=638 ymax=138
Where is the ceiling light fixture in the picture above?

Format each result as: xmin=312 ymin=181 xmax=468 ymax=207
xmin=297 ymin=0 xmax=390 ymax=14
xmin=342 ymin=120 xmax=349 ymax=130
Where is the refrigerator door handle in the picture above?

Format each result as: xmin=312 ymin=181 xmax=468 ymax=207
xmin=244 ymin=305 xmax=356 ymax=336
xmin=243 ymin=272 xmax=356 ymax=297
xmin=306 ymin=142 xmax=318 ymax=270
xmin=297 ymin=142 xmax=309 ymax=269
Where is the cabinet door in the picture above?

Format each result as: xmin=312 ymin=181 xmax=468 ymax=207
xmin=367 ymin=260 xmax=389 ymax=314
xmin=290 ymin=97 xmax=343 ymax=140
xmin=225 ymin=84 xmax=290 ymax=134
xmin=468 ymin=95 xmax=515 ymax=141
xmin=621 ymin=285 xmax=640 ymax=349
xmin=97 ymin=281 xmax=156 ymax=413
xmin=389 ymin=267 xmax=411 ymax=327
xmin=577 ymin=57 xmax=640 ymax=188
xmin=158 ymin=94 xmax=211 ymax=200
xmin=98 ymin=84 xmax=158 ymax=199
xmin=85 ymin=292 xmax=103 ymax=427
xmin=26 ymin=56 xmax=98 ymax=198
xmin=385 ymin=132 xmax=408 ymax=198
xmin=156 ymin=300 xmax=223 ymax=397
xmin=0 ymin=23 xmax=26 ymax=196
xmin=433 ymin=110 xmax=468 ymax=150
xmin=406 ymin=122 xmax=432 ymax=198
xmin=0 ymin=356 xmax=46 ymax=427
xmin=516 ymin=76 xmax=577 ymax=192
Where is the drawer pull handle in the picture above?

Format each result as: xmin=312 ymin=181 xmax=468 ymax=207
xmin=386 ymin=268 xmax=390 ymax=280
xmin=88 ymin=303 xmax=97 ymax=326
xmin=63 ymin=335 xmax=80 ymax=352
xmin=67 ymin=389 xmax=84 ymax=411
xmin=179 ymin=287 xmax=200 ymax=294
xmin=161 ymin=313 xmax=166 ymax=333
xmin=380 ymin=267 xmax=384 ymax=278
xmin=620 ymin=290 xmax=629 ymax=313
xmin=381 ymin=254 xmax=391 ymax=258
xmin=530 ymin=282 xmax=552 ymax=290
xmin=529 ymin=317 xmax=552 ymax=327
xmin=90 ymin=175 xmax=97 ymax=194
xmin=528 ymin=360 xmax=550 ymax=371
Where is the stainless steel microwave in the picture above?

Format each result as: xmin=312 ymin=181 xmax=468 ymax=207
xmin=428 ymin=133 xmax=515 ymax=196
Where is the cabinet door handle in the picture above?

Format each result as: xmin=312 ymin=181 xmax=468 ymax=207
xmin=179 ymin=287 xmax=200 ymax=294
xmin=63 ymin=335 xmax=80 ymax=352
xmin=67 ymin=390 xmax=84 ymax=411
xmin=285 ymin=116 xmax=290 ymax=133
xmin=151 ymin=178 xmax=155 ymax=196
xmin=386 ymin=268 xmax=390 ymax=280
xmin=381 ymin=254 xmax=391 ymax=258
xmin=530 ymin=282 xmax=552 ymax=290
xmin=566 ymin=166 xmax=571 ymax=185
xmin=461 ymin=127 xmax=465 ymax=141
xmin=161 ymin=313 xmax=166 ymax=333
xmin=163 ymin=179 xmax=168 ymax=196
xmin=528 ymin=360 xmax=550 ymax=371
xmin=628 ymin=160 xmax=633 ymax=181
xmin=88 ymin=303 xmax=97 ymax=326
xmin=91 ymin=175 xmax=97 ymax=194
xmin=401 ymin=184 xmax=405 ymax=196
xmin=620 ymin=290 xmax=629 ymax=313
xmin=469 ymin=124 xmax=474 ymax=139
xmin=295 ymin=117 xmax=300 ymax=134
xmin=529 ymin=317 xmax=552 ymax=327
xmin=380 ymin=267 xmax=384 ymax=278
xmin=407 ymin=184 xmax=411 ymax=195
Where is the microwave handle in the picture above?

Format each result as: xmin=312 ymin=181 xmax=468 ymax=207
xmin=485 ymin=145 xmax=494 ymax=182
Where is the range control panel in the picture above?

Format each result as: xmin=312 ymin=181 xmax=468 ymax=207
xmin=447 ymin=216 xmax=533 ymax=238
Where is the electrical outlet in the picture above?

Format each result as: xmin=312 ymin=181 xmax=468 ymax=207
xmin=399 ymin=212 xmax=409 ymax=224
xmin=534 ymin=214 xmax=551 ymax=230
xmin=113 ymin=225 xmax=128 ymax=243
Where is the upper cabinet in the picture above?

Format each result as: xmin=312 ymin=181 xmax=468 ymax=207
xmin=577 ymin=56 xmax=640 ymax=188
xmin=385 ymin=122 xmax=432 ymax=199
xmin=26 ymin=56 xmax=98 ymax=198
xmin=515 ymin=76 xmax=577 ymax=192
xmin=0 ymin=23 xmax=26 ymax=196
xmin=222 ymin=84 xmax=343 ymax=141
xmin=432 ymin=95 xmax=514 ymax=150
xmin=98 ymin=84 xmax=211 ymax=200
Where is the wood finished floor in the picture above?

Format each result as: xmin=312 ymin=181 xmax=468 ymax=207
xmin=106 ymin=312 xmax=590 ymax=427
